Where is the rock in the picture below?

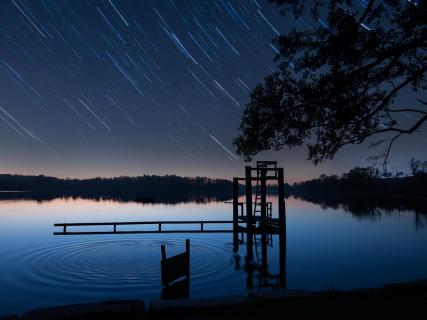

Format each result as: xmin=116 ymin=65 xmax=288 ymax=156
xmin=22 ymin=300 xmax=145 ymax=320
xmin=249 ymin=289 xmax=314 ymax=301
xmin=149 ymin=295 xmax=253 ymax=313
xmin=0 ymin=316 xmax=19 ymax=320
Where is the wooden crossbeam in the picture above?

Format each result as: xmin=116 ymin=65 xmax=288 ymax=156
xmin=54 ymin=220 xmax=234 ymax=235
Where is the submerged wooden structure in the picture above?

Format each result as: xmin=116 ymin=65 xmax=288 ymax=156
xmin=161 ymin=239 xmax=190 ymax=299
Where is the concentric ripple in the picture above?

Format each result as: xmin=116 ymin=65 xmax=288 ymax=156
xmin=2 ymin=237 xmax=242 ymax=297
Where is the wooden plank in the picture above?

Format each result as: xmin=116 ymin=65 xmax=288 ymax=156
xmin=54 ymin=220 xmax=232 ymax=227
xmin=54 ymin=230 xmax=234 ymax=235
xmin=161 ymin=252 xmax=188 ymax=285
xmin=238 ymin=216 xmax=279 ymax=223
xmin=235 ymin=177 xmax=279 ymax=181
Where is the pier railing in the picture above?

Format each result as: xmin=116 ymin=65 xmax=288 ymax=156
xmin=54 ymin=220 xmax=234 ymax=235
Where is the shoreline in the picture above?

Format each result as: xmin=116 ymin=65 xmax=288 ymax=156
xmin=3 ymin=279 xmax=427 ymax=319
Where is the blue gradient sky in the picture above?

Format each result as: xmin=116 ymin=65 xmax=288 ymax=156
xmin=0 ymin=0 xmax=425 ymax=183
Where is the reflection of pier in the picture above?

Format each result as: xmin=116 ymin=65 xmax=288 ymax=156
xmin=232 ymin=161 xmax=287 ymax=290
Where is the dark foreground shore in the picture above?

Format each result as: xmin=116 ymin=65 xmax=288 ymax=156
xmin=3 ymin=279 xmax=427 ymax=320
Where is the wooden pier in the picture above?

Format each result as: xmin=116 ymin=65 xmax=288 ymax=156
xmin=53 ymin=219 xmax=282 ymax=235
xmin=232 ymin=161 xmax=287 ymax=289
xmin=53 ymin=160 xmax=287 ymax=290
xmin=54 ymin=220 xmax=234 ymax=235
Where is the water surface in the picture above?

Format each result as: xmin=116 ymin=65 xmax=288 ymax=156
xmin=0 ymin=196 xmax=426 ymax=316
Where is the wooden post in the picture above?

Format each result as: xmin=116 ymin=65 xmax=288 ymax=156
xmin=233 ymin=177 xmax=239 ymax=252
xmin=246 ymin=256 xmax=253 ymax=290
xmin=159 ymin=223 xmax=162 ymax=232
xmin=161 ymin=245 xmax=166 ymax=260
xmin=245 ymin=166 xmax=253 ymax=261
xmin=161 ymin=244 xmax=166 ymax=287
xmin=201 ymin=222 xmax=204 ymax=231
xmin=63 ymin=225 xmax=66 ymax=233
xmin=277 ymin=167 xmax=287 ymax=289
xmin=245 ymin=166 xmax=253 ymax=228
xmin=260 ymin=167 xmax=267 ymax=230
xmin=261 ymin=229 xmax=268 ymax=274
xmin=186 ymin=239 xmax=190 ymax=288
xmin=113 ymin=224 xmax=116 ymax=233
xmin=260 ymin=167 xmax=268 ymax=272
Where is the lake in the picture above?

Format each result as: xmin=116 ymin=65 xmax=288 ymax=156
xmin=1 ymin=195 xmax=427 ymax=316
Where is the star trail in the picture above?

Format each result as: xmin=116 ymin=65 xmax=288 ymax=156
xmin=0 ymin=0 xmax=425 ymax=181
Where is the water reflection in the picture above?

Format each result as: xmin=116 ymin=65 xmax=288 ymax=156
xmin=0 ymin=195 xmax=426 ymax=316
xmin=234 ymin=230 xmax=286 ymax=291
xmin=1 ymin=191 xmax=425 ymax=228
xmin=292 ymin=193 xmax=427 ymax=229
xmin=0 ymin=191 xmax=229 ymax=205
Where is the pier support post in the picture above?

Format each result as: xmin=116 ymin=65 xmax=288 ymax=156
xmin=233 ymin=177 xmax=239 ymax=252
xmin=260 ymin=167 xmax=268 ymax=270
xmin=186 ymin=239 xmax=190 ymax=288
xmin=245 ymin=166 xmax=253 ymax=261
xmin=260 ymin=167 xmax=267 ymax=231
xmin=277 ymin=167 xmax=287 ymax=289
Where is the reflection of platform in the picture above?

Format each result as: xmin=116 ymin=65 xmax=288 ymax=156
xmin=237 ymin=225 xmax=280 ymax=234
xmin=237 ymin=217 xmax=281 ymax=234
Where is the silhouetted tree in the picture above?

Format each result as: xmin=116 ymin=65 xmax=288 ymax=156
xmin=289 ymin=163 xmax=427 ymax=197
xmin=395 ymin=171 xmax=404 ymax=178
xmin=409 ymin=158 xmax=422 ymax=175
xmin=234 ymin=1 xmax=427 ymax=170
xmin=343 ymin=166 xmax=380 ymax=181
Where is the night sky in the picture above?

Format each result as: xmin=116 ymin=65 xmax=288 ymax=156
xmin=0 ymin=0 xmax=426 ymax=183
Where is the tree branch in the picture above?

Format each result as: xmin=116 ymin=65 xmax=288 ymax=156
xmin=386 ymin=108 xmax=427 ymax=115
xmin=383 ymin=132 xmax=403 ymax=172
xmin=359 ymin=0 xmax=376 ymax=24
xmin=366 ymin=65 xmax=427 ymax=119
xmin=375 ymin=114 xmax=427 ymax=134
xmin=351 ymin=35 xmax=427 ymax=77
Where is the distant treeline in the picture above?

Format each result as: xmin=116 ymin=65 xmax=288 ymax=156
xmin=286 ymin=166 xmax=427 ymax=198
xmin=1 ymin=165 xmax=427 ymax=203
xmin=0 ymin=174 xmax=233 ymax=203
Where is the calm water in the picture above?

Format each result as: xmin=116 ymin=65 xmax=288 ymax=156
xmin=1 ymin=196 xmax=427 ymax=316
